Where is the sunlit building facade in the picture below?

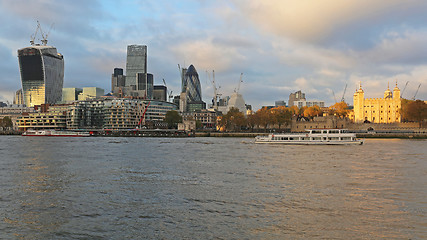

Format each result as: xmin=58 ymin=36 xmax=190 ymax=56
xmin=353 ymin=83 xmax=401 ymax=123
xmin=18 ymin=46 xmax=64 ymax=107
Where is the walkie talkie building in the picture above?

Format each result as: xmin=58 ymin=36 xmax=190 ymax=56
xmin=18 ymin=46 xmax=64 ymax=107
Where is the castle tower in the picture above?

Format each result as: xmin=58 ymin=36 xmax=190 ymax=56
xmin=353 ymin=82 xmax=365 ymax=123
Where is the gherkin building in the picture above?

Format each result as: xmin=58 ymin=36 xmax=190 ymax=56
xmin=183 ymin=65 xmax=202 ymax=102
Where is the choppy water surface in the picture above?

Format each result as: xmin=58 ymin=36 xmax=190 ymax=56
xmin=0 ymin=136 xmax=426 ymax=239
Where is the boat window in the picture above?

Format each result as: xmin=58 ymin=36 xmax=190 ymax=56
xmin=330 ymin=137 xmax=339 ymax=140
xmin=289 ymin=137 xmax=294 ymax=140
xmin=313 ymin=137 xmax=321 ymax=140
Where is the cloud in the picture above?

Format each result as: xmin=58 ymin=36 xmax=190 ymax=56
xmin=232 ymin=0 xmax=427 ymax=44
xmin=170 ymin=38 xmax=246 ymax=72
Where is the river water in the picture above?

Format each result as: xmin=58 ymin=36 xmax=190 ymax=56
xmin=0 ymin=136 xmax=426 ymax=239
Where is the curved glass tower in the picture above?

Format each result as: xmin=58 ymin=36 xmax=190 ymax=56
xmin=18 ymin=46 xmax=64 ymax=107
xmin=183 ymin=65 xmax=202 ymax=102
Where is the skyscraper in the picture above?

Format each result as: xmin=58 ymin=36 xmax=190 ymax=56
xmin=179 ymin=64 xmax=204 ymax=112
xmin=183 ymin=65 xmax=202 ymax=102
xmin=125 ymin=45 xmax=147 ymax=88
xmin=18 ymin=46 xmax=64 ymax=107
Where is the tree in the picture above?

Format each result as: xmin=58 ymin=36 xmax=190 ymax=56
xmin=329 ymin=102 xmax=349 ymax=117
xmin=164 ymin=110 xmax=182 ymax=129
xmin=218 ymin=107 xmax=246 ymax=132
xmin=272 ymin=106 xmax=292 ymax=129
xmin=256 ymin=107 xmax=274 ymax=130
xmin=303 ymin=105 xmax=323 ymax=119
xmin=401 ymin=100 xmax=427 ymax=127
xmin=0 ymin=116 xmax=13 ymax=129
xmin=246 ymin=113 xmax=259 ymax=131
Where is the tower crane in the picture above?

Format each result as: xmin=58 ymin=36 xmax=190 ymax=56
xmin=412 ymin=83 xmax=421 ymax=100
xmin=207 ymin=70 xmax=221 ymax=109
xmin=401 ymin=81 xmax=409 ymax=98
xmin=340 ymin=83 xmax=347 ymax=103
xmin=332 ymin=90 xmax=337 ymax=103
xmin=30 ymin=21 xmax=54 ymax=46
xmin=234 ymin=73 xmax=243 ymax=94
xmin=162 ymin=79 xmax=173 ymax=102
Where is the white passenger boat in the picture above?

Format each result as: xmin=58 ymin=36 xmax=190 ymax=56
xmin=255 ymin=129 xmax=363 ymax=145
xmin=22 ymin=130 xmax=91 ymax=137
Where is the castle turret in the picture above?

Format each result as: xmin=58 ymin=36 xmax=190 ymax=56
xmin=384 ymin=83 xmax=392 ymax=99
xmin=393 ymin=82 xmax=400 ymax=99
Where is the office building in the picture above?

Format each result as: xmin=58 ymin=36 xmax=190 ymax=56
xmin=62 ymin=88 xmax=83 ymax=103
xmin=294 ymin=100 xmax=325 ymax=108
xmin=13 ymin=89 xmax=23 ymax=105
xmin=275 ymin=100 xmax=286 ymax=107
xmin=153 ymin=85 xmax=167 ymax=101
xmin=111 ymin=68 xmax=126 ymax=97
xmin=125 ymin=45 xmax=147 ymax=88
xmin=78 ymin=87 xmax=104 ymax=101
xmin=18 ymin=45 xmax=64 ymax=107
xmin=180 ymin=64 xmax=204 ymax=112
xmin=288 ymin=90 xmax=306 ymax=107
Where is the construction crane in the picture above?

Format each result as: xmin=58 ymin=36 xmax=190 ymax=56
xmin=412 ymin=83 xmax=421 ymax=100
xmin=234 ymin=73 xmax=243 ymax=94
xmin=207 ymin=70 xmax=221 ymax=109
xmin=340 ymin=83 xmax=347 ymax=103
xmin=401 ymin=81 xmax=409 ymax=98
xmin=162 ymin=78 xmax=173 ymax=101
xmin=332 ymin=90 xmax=337 ymax=103
xmin=30 ymin=21 xmax=54 ymax=46
xmin=137 ymin=101 xmax=151 ymax=128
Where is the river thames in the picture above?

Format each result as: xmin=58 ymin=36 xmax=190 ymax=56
xmin=0 ymin=136 xmax=426 ymax=239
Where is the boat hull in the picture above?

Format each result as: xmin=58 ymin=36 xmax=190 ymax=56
xmin=22 ymin=130 xmax=90 ymax=137
xmin=254 ymin=140 xmax=363 ymax=145
xmin=255 ymin=129 xmax=364 ymax=145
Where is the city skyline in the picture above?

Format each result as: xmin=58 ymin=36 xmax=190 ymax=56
xmin=0 ymin=0 xmax=426 ymax=110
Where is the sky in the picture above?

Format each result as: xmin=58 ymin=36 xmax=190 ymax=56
xmin=0 ymin=0 xmax=426 ymax=110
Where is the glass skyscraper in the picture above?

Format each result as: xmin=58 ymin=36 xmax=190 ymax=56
xmin=18 ymin=46 xmax=64 ymax=107
xmin=183 ymin=65 xmax=202 ymax=102
xmin=125 ymin=45 xmax=147 ymax=88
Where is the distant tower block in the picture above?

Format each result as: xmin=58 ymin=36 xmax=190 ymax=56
xmin=125 ymin=45 xmax=147 ymax=88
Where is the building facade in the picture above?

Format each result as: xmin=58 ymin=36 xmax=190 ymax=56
xmin=77 ymin=87 xmax=105 ymax=101
xmin=294 ymin=100 xmax=325 ymax=108
xmin=125 ymin=45 xmax=147 ymax=88
xmin=180 ymin=64 xmax=204 ymax=112
xmin=18 ymin=46 xmax=64 ymax=107
xmin=16 ymin=105 xmax=68 ymax=131
xmin=153 ymin=85 xmax=167 ymax=101
xmin=62 ymin=88 xmax=83 ymax=103
xmin=353 ymin=83 xmax=401 ymax=123
xmin=14 ymin=89 xmax=23 ymax=105
xmin=288 ymin=90 xmax=306 ymax=107
xmin=111 ymin=68 xmax=126 ymax=97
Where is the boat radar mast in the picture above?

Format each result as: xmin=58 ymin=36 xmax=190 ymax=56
xmin=30 ymin=21 xmax=54 ymax=46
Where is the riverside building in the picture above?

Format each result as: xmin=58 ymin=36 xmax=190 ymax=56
xmin=353 ymin=82 xmax=401 ymax=123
